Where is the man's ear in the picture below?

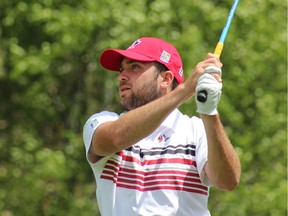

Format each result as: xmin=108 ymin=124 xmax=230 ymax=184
xmin=160 ymin=71 xmax=174 ymax=89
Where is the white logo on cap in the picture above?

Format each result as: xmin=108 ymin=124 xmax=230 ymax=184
xmin=178 ymin=67 xmax=183 ymax=77
xmin=160 ymin=50 xmax=171 ymax=63
xmin=128 ymin=39 xmax=142 ymax=49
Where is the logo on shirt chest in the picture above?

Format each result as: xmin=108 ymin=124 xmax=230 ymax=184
xmin=157 ymin=133 xmax=170 ymax=143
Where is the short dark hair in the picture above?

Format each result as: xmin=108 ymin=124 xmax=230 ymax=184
xmin=154 ymin=62 xmax=179 ymax=90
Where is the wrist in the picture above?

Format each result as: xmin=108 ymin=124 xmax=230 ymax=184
xmin=174 ymin=83 xmax=195 ymax=104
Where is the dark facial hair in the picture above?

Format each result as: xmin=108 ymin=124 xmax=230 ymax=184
xmin=121 ymin=72 xmax=161 ymax=111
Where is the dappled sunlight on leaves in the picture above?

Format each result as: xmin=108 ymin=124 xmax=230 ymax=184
xmin=0 ymin=0 xmax=286 ymax=215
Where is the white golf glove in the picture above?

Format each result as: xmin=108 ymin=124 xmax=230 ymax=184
xmin=195 ymin=66 xmax=222 ymax=115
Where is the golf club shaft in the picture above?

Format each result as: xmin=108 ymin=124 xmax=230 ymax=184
xmin=197 ymin=0 xmax=240 ymax=103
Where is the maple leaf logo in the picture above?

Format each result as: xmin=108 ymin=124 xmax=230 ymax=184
xmin=157 ymin=134 xmax=170 ymax=143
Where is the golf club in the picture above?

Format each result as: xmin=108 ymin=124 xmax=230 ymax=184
xmin=197 ymin=0 xmax=240 ymax=103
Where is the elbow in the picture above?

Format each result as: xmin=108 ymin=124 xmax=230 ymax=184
xmin=222 ymin=179 xmax=240 ymax=191
xmin=216 ymin=173 xmax=241 ymax=191
xmin=219 ymin=161 xmax=241 ymax=191
xmin=95 ymin=137 xmax=123 ymax=156
xmin=91 ymin=133 xmax=123 ymax=157
xmin=92 ymin=122 xmax=127 ymax=156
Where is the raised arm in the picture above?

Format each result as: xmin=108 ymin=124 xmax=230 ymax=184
xmin=88 ymin=61 xmax=198 ymax=163
xmin=90 ymin=86 xmax=186 ymax=162
xmin=202 ymin=114 xmax=241 ymax=191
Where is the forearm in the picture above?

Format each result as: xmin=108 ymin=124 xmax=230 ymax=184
xmin=92 ymin=85 xmax=188 ymax=156
xmin=201 ymin=114 xmax=241 ymax=191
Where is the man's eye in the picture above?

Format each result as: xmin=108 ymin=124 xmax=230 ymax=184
xmin=131 ymin=64 xmax=140 ymax=70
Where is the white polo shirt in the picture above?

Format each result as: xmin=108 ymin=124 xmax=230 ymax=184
xmin=83 ymin=109 xmax=211 ymax=216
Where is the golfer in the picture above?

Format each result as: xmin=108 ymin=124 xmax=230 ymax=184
xmin=83 ymin=37 xmax=241 ymax=216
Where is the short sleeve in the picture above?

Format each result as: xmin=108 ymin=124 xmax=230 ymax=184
xmin=83 ymin=111 xmax=119 ymax=162
xmin=190 ymin=116 xmax=211 ymax=186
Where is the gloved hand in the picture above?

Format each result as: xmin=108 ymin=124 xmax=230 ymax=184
xmin=195 ymin=66 xmax=222 ymax=115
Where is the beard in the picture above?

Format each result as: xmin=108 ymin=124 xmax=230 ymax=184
xmin=120 ymin=78 xmax=161 ymax=111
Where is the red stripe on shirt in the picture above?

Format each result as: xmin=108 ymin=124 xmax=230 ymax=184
xmin=122 ymin=154 xmax=197 ymax=167
xmin=100 ymin=151 xmax=207 ymax=195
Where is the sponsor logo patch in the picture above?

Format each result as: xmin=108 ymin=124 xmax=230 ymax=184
xmin=160 ymin=50 xmax=171 ymax=63
xmin=90 ymin=119 xmax=99 ymax=128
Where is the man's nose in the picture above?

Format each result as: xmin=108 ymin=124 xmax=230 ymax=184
xmin=118 ymin=71 xmax=129 ymax=82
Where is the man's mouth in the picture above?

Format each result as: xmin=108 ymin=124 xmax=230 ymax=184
xmin=120 ymin=85 xmax=131 ymax=93
xmin=119 ymin=85 xmax=131 ymax=94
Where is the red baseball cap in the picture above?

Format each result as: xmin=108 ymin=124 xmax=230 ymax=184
xmin=100 ymin=37 xmax=184 ymax=84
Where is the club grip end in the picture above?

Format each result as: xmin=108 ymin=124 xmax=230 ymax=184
xmin=197 ymin=90 xmax=207 ymax=102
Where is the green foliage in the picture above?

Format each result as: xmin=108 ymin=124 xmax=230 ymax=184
xmin=0 ymin=0 xmax=286 ymax=215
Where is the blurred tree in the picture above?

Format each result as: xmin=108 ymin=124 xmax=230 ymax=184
xmin=0 ymin=0 xmax=286 ymax=215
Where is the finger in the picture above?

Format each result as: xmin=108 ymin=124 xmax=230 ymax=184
xmin=196 ymin=59 xmax=221 ymax=69
xmin=205 ymin=53 xmax=220 ymax=60
xmin=204 ymin=65 xmax=222 ymax=82
xmin=212 ymin=73 xmax=222 ymax=82
xmin=204 ymin=53 xmax=222 ymax=67
xmin=204 ymin=66 xmax=222 ymax=76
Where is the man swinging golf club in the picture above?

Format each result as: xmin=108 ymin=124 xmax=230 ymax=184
xmin=83 ymin=36 xmax=241 ymax=215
